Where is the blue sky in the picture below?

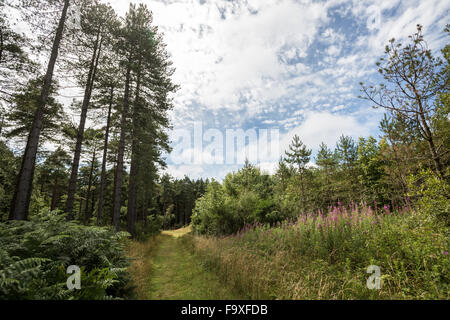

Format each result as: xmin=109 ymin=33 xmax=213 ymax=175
xmin=105 ymin=0 xmax=449 ymax=180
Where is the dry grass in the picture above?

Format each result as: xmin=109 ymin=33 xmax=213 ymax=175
xmin=182 ymin=234 xmax=376 ymax=300
xmin=182 ymin=235 xmax=289 ymax=299
xmin=162 ymin=226 xmax=192 ymax=238
xmin=186 ymin=204 xmax=450 ymax=300
xmin=125 ymin=235 xmax=163 ymax=299
xmin=182 ymin=213 xmax=449 ymax=300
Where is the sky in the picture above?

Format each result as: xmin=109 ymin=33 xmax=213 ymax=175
xmin=40 ymin=0 xmax=450 ymax=180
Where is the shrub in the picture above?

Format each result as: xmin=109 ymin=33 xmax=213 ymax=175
xmin=133 ymin=215 xmax=163 ymax=241
xmin=408 ymin=169 xmax=450 ymax=225
xmin=192 ymin=173 xmax=280 ymax=236
xmin=191 ymin=181 xmax=237 ymax=235
xmin=0 ymin=209 xmax=134 ymax=300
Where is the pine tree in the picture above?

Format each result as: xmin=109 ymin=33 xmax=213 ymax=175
xmin=112 ymin=4 xmax=175 ymax=235
xmin=335 ymin=135 xmax=359 ymax=203
xmin=285 ymin=135 xmax=311 ymax=213
xmin=316 ymin=142 xmax=338 ymax=206
xmin=361 ymin=25 xmax=448 ymax=177
xmin=4 ymin=77 xmax=66 ymax=144
xmin=65 ymin=1 xmax=118 ymax=218
xmin=0 ymin=0 xmax=37 ymax=104
xmin=10 ymin=0 xmax=71 ymax=220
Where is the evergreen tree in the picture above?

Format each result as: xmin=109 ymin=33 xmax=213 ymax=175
xmin=284 ymin=135 xmax=311 ymax=212
xmin=361 ymin=24 xmax=448 ymax=177
xmin=65 ymin=1 xmax=118 ymax=218
xmin=316 ymin=142 xmax=338 ymax=207
xmin=10 ymin=0 xmax=71 ymax=220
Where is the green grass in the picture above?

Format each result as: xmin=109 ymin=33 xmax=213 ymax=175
xmin=184 ymin=208 xmax=450 ymax=300
xmin=127 ymin=207 xmax=449 ymax=300
xmin=127 ymin=231 xmax=242 ymax=300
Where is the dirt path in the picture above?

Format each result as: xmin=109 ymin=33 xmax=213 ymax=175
xmin=136 ymin=228 xmax=241 ymax=300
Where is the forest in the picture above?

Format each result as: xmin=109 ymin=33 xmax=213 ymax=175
xmin=0 ymin=0 xmax=449 ymax=300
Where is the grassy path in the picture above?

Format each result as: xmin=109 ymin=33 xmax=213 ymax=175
xmin=129 ymin=228 xmax=241 ymax=300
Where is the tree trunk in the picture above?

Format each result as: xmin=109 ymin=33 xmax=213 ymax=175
xmin=299 ymin=170 xmax=305 ymax=213
xmin=111 ymin=157 xmax=117 ymax=225
xmin=0 ymin=27 xmax=3 ymax=66
xmin=50 ymin=176 xmax=59 ymax=211
xmin=426 ymin=137 xmax=444 ymax=177
xmin=91 ymin=187 xmax=96 ymax=217
xmin=127 ymin=59 xmax=142 ymax=237
xmin=84 ymin=148 xmax=96 ymax=224
xmin=141 ymin=192 xmax=146 ymax=225
xmin=112 ymin=56 xmax=132 ymax=232
xmin=144 ymin=190 xmax=150 ymax=226
xmin=9 ymin=0 xmax=70 ymax=220
xmin=416 ymin=94 xmax=444 ymax=177
xmin=0 ymin=112 xmax=4 ymax=137
xmin=97 ymin=86 xmax=114 ymax=224
xmin=65 ymin=32 xmax=103 ymax=219
xmin=78 ymin=198 xmax=83 ymax=219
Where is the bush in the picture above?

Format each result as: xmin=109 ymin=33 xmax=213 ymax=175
xmin=133 ymin=215 xmax=163 ymax=241
xmin=191 ymin=169 xmax=280 ymax=236
xmin=0 ymin=209 xmax=134 ymax=300
xmin=408 ymin=169 xmax=450 ymax=225
xmin=191 ymin=181 xmax=237 ymax=235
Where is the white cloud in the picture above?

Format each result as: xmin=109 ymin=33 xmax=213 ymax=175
xmin=282 ymin=111 xmax=374 ymax=152
xmin=140 ymin=0 xmax=332 ymax=112
xmin=165 ymin=164 xmax=205 ymax=179
xmin=99 ymin=0 xmax=450 ymax=180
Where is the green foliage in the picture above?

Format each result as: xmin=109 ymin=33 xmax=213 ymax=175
xmin=155 ymin=174 xmax=209 ymax=228
xmin=189 ymin=206 xmax=449 ymax=299
xmin=0 ymin=141 xmax=19 ymax=220
xmin=0 ymin=209 xmax=134 ymax=300
xmin=192 ymin=166 xmax=282 ymax=236
xmin=5 ymin=77 xmax=67 ymax=142
xmin=284 ymin=135 xmax=312 ymax=172
xmin=191 ymin=181 xmax=236 ymax=235
xmin=133 ymin=215 xmax=163 ymax=241
xmin=357 ymin=136 xmax=387 ymax=204
xmin=408 ymin=169 xmax=450 ymax=225
xmin=361 ymin=24 xmax=448 ymax=177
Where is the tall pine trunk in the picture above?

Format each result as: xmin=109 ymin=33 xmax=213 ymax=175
xmin=420 ymin=112 xmax=444 ymax=177
xmin=9 ymin=0 xmax=70 ymax=220
xmin=97 ymin=86 xmax=114 ymax=224
xmin=112 ymin=56 xmax=132 ymax=232
xmin=84 ymin=148 xmax=96 ymax=223
xmin=0 ymin=28 xmax=4 ymax=65
xmin=50 ymin=176 xmax=59 ymax=211
xmin=127 ymin=60 xmax=142 ymax=237
xmin=111 ymin=155 xmax=117 ymax=225
xmin=415 ymin=90 xmax=444 ymax=177
xmin=65 ymin=32 xmax=103 ymax=218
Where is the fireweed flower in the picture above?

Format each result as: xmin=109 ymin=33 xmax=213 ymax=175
xmin=443 ymin=251 xmax=449 ymax=255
